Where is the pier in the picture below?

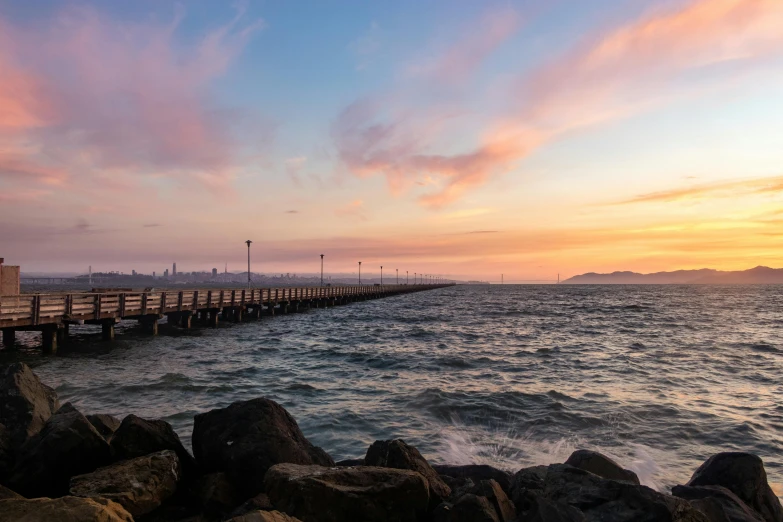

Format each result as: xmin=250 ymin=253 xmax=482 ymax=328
xmin=0 ymin=284 xmax=452 ymax=353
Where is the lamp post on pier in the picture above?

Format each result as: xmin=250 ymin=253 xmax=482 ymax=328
xmin=380 ymin=266 xmax=383 ymax=285
xmin=396 ymin=268 xmax=398 ymax=284
xmin=245 ymin=240 xmax=252 ymax=289
xmin=358 ymin=261 xmax=362 ymax=285
xmin=406 ymin=270 xmax=408 ymax=284
xmin=320 ymin=254 xmax=324 ymax=286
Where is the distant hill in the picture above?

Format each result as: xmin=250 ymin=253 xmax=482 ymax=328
xmin=562 ymin=266 xmax=783 ymax=284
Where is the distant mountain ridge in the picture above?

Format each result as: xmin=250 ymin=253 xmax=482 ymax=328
xmin=562 ymin=266 xmax=783 ymax=284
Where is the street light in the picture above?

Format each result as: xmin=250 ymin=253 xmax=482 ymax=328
xmin=396 ymin=268 xmax=398 ymax=284
xmin=380 ymin=266 xmax=383 ymax=285
xmin=245 ymin=240 xmax=252 ymax=289
xmin=358 ymin=261 xmax=362 ymax=285
xmin=414 ymin=272 xmax=417 ymax=285
xmin=406 ymin=270 xmax=408 ymax=284
xmin=320 ymin=254 xmax=324 ymax=286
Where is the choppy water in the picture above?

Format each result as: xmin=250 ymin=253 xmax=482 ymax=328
xmin=3 ymin=285 xmax=782 ymax=495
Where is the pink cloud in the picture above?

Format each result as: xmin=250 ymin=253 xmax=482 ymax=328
xmin=335 ymin=0 xmax=783 ymax=208
xmin=0 ymin=5 xmax=264 ymax=191
xmin=334 ymin=199 xmax=367 ymax=220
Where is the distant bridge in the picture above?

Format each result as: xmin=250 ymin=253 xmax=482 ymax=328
xmin=0 ymin=284 xmax=452 ymax=354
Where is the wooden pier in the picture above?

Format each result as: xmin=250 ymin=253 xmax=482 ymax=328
xmin=0 ymin=284 xmax=452 ymax=353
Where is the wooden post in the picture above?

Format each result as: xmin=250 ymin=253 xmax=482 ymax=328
xmin=101 ymin=319 xmax=115 ymax=341
xmin=41 ymin=325 xmax=57 ymax=354
xmin=2 ymin=329 xmax=15 ymax=349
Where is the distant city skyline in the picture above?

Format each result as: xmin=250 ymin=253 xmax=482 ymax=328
xmin=2 ymin=1 xmax=783 ymax=279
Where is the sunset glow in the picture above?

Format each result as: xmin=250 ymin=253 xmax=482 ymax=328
xmin=2 ymin=0 xmax=783 ymax=280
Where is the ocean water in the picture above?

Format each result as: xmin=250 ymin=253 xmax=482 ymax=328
xmin=4 ymin=285 xmax=782 ymax=495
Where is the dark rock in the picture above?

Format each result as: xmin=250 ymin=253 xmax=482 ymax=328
xmin=673 ymin=484 xmax=765 ymax=522
xmin=8 ymin=402 xmax=111 ymax=497
xmin=227 ymin=511 xmax=302 ymax=522
xmin=471 ymin=479 xmax=516 ymax=522
xmin=229 ymin=492 xmax=274 ymax=518
xmin=686 ymin=453 xmax=782 ymax=522
xmin=0 ymin=483 xmax=22 ymax=500
xmin=336 ymin=458 xmax=365 ymax=467
xmin=543 ymin=464 xmax=709 ymax=521
xmin=432 ymin=464 xmax=513 ymax=496
xmin=0 ymin=422 xmax=11 ymax=481
xmin=0 ymin=495 xmax=133 ymax=521
xmin=111 ymin=414 xmax=196 ymax=473
xmin=565 ymin=450 xmax=640 ymax=484
xmin=0 ymin=362 xmax=60 ymax=447
xmin=510 ymin=465 xmax=548 ymax=511
xmin=264 ymin=463 xmax=429 ymax=522
xmin=192 ymin=398 xmax=334 ymax=497
xmin=525 ymin=495 xmax=587 ymax=522
xmin=365 ymin=438 xmax=451 ymax=506
xmin=198 ymin=471 xmax=240 ymax=516
xmin=447 ymin=494 xmax=500 ymax=522
xmin=87 ymin=414 xmax=122 ymax=441
xmin=69 ymin=449 xmax=181 ymax=517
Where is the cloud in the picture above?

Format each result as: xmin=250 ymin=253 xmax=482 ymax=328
xmin=0 ymin=5 xmax=265 ymax=191
xmin=143 ymin=223 xmax=162 ymax=228
xmin=285 ymin=210 xmax=299 ymax=214
xmin=617 ymin=175 xmax=783 ymax=204
xmin=334 ymin=0 xmax=783 ymax=208
xmin=334 ymin=199 xmax=367 ymax=220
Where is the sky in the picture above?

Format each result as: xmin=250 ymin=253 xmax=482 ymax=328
xmin=1 ymin=0 xmax=783 ymax=281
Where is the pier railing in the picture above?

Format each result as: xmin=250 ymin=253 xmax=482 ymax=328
xmin=0 ymin=284 xmax=450 ymax=329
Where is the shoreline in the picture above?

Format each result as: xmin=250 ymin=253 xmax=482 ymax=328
xmin=1 ymin=362 xmax=781 ymax=521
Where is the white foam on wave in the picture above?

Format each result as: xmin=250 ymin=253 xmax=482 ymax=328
xmin=436 ymin=420 xmax=667 ymax=492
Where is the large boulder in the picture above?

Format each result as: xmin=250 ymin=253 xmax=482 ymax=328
xmin=227 ymin=511 xmax=302 ymax=522
xmin=685 ymin=453 xmax=782 ymax=522
xmin=366 ymin=439 xmax=451 ymax=506
xmin=70 ymin=449 xmax=181 ymax=517
xmin=673 ymin=484 xmax=765 ymax=522
xmin=565 ymin=450 xmax=640 ymax=485
xmin=192 ymin=398 xmax=334 ymax=497
xmin=8 ymin=402 xmax=111 ymax=497
xmin=87 ymin=414 xmax=122 ymax=442
xmin=432 ymin=464 xmax=513 ymax=496
xmin=0 ymin=484 xmax=22 ymax=500
xmin=0 ymin=495 xmax=133 ymax=521
xmin=524 ymin=496 xmax=587 ymax=522
xmin=264 ymin=463 xmax=430 ymax=522
xmin=0 ymin=362 xmax=60 ymax=447
xmin=510 ymin=465 xmax=548 ymax=512
xmin=110 ymin=414 xmax=196 ymax=472
xmin=542 ymin=464 xmax=708 ymax=522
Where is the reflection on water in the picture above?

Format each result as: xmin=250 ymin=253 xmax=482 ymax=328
xmin=3 ymin=284 xmax=782 ymax=494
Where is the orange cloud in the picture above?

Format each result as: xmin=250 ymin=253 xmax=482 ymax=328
xmin=0 ymin=5 xmax=264 ymax=192
xmin=335 ymin=0 xmax=783 ymax=208
xmin=617 ymin=175 xmax=783 ymax=204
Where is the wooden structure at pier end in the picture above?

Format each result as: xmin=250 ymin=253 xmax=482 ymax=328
xmin=0 ymin=284 xmax=452 ymax=353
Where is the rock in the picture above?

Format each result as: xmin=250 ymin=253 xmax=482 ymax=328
xmin=227 ymin=511 xmax=302 ymax=522
xmin=8 ymin=402 xmax=111 ymax=497
xmin=0 ymin=495 xmax=133 ymax=521
xmin=471 ymin=479 xmax=516 ymax=522
xmin=447 ymin=494 xmax=500 ymax=522
xmin=0 ymin=483 xmax=22 ymax=500
xmin=543 ymin=464 xmax=709 ymax=522
xmin=510 ymin=465 xmax=548 ymax=511
xmin=87 ymin=414 xmax=122 ymax=441
xmin=525 ymin=496 xmax=587 ymax=522
xmin=264 ymin=463 xmax=430 ymax=522
xmin=69 ymin=449 xmax=181 ymax=517
xmin=432 ymin=464 xmax=513 ymax=496
xmin=673 ymin=484 xmax=765 ymax=522
xmin=365 ymin=438 xmax=451 ymax=506
xmin=0 ymin=362 xmax=60 ymax=447
xmin=565 ymin=450 xmax=640 ymax=485
xmin=0 ymin=422 xmax=11 ymax=481
xmin=686 ymin=453 xmax=782 ymax=522
xmin=110 ymin=414 xmax=196 ymax=472
xmin=192 ymin=398 xmax=334 ymax=497
xmin=229 ymin=492 xmax=274 ymax=518
xmin=199 ymin=471 xmax=240 ymax=516
xmin=336 ymin=458 xmax=365 ymax=467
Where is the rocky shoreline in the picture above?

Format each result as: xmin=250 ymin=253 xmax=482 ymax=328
xmin=0 ymin=362 xmax=780 ymax=522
